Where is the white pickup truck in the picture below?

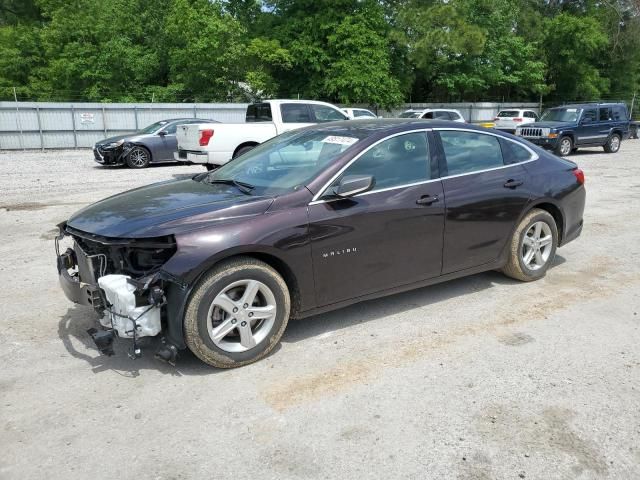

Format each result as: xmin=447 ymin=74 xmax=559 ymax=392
xmin=175 ymin=99 xmax=351 ymax=169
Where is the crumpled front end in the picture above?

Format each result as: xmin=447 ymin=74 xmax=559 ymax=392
xmin=55 ymin=223 xmax=184 ymax=361
xmin=93 ymin=142 xmax=135 ymax=166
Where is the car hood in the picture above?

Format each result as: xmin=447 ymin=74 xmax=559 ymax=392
xmin=67 ymin=179 xmax=274 ymax=237
xmin=96 ymin=133 xmax=148 ymax=146
xmin=522 ymin=121 xmax=573 ymax=129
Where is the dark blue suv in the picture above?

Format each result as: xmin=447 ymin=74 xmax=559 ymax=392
xmin=515 ymin=103 xmax=630 ymax=156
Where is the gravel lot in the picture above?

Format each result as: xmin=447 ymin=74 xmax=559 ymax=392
xmin=1 ymin=143 xmax=639 ymax=480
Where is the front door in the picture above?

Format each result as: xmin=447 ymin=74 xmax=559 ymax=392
xmin=576 ymin=108 xmax=604 ymax=145
xmin=308 ymin=131 xmax=444 ymax=306
xmin=435 ymin=129 xmax=532 ymax=273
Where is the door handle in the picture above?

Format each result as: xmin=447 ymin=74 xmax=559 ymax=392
xmin=416 ymin=194 xmax=439 ymax=205
xmin=504 ymin=179 xmax=523 ymax=189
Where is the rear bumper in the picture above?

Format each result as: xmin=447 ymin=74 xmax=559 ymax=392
xmin=175 ymin=150 xmax=233 ymax=166
xmin=559 ymin=185 xmax=586 ymax=247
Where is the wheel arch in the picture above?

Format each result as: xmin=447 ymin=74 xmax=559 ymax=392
xmin=189 ymin=247 xmax=302 ymax=317
xmin=233 ymin=141 xmax=260 ymax=158
xmin=164 ymin=247 xmax=303 ymax=351
xmin=128 ymin=142 xmax=153 ymax=162
xmin=524 ymin=200 xmax=565 ymax=245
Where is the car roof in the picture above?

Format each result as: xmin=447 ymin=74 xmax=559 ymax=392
xmin=550 ymin=103 xmax=625 ymax=109
xmin=403 ymin=108 xmax=460 ymax=113
xmin=297 ymin=119 xmax=500 ymax=137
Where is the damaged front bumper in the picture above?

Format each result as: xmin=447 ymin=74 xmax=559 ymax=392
xmin=93 ymin=142 xmax=135 ymax=166
xmin=56 ymin=223 xmax=186 ymax=361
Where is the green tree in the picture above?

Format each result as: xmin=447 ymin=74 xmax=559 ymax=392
xmin=543 ymin=12 xmax=609 ymax=100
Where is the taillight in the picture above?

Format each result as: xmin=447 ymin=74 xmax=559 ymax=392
xmin=494 ymin=117 xmax=500 ymax=121
xmin=513 ymin=118 xmax=523 ymax=122
xmin=199 ymin=129 xmax=214 ymax=146
xmin=572 ymin=168 xmax=585 ymax=185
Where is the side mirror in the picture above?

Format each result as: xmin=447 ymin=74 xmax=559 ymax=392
xmin=158 ymin=130 xmax=168 ymax=136
xmin=335 ymin=175 xmax=375 ymax=197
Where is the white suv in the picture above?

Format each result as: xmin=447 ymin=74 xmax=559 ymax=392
xmin=494 ymin=109 xmax=539 ymax=133
xmin=399 ymin=108 xmax=465 ymax=122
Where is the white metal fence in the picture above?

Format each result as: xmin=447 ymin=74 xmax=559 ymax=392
xmin=0 ymin=101 xmax=540 ymax=150
xmin=0 ymin=102 xmax=248 ymax=150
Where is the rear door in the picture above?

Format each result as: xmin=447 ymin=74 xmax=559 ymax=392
xmin=308 ymin=130 xmax=444 ymax=306
xmin=435 ymin=129 xmax=533 ymax=273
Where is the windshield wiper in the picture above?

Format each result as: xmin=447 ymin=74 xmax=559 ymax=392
xmin=204 ymin=178 xmax=255 ymax=195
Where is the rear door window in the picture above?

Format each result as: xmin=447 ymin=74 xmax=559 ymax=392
xmin=439 ymin=131 xmax=505 ymax=176
xmin=246 ymin=103 xmax=273 ymax=122
xmin=280 ymin=104 xmax=312 ymax=123
xmin=599 ymin=107 xmax=611 ymax=122
xmin=310 ymin=104 xmax=348 ymax=122
xmin=434 ymin=111 xmax=451 ymax=120
xmin=449 ymin=112 xmax=462 ymax=120
xmin=354 ymin=110 xmax=376 ymax=118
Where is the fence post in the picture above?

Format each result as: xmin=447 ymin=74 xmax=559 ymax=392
xmin=102 ymin=105 xmax=108 ymax=136
xmin=13 ymin=87 xmax=25 ymax=151
xmin=71 ymin=105 xmax=77 ymax=149
xmin=134 ymin=106 xmax=139 ymax=130
xmin=193 ymin=104 xmax=197 ymax=118
xmin=469 ymin=104 xmax=473 ymax=123
xmin=36 ymin=107 xmax=44 ymax=151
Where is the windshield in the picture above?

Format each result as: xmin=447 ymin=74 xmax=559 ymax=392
xmin=201 ymin=129 xmax=366 ymax=195
xmin=399 ymin=111 xmax=421 ymax=118
xmin=139 ymin=120 xmax=170 ymax=134
xmin=540 ymin=108 xmax=581 ymax=122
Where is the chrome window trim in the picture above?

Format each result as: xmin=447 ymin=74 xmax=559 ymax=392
xmin=434 ymin=128 xmax=539 ymax=175
xmin=308 ymin=127 xmax=539 ymax=206
xmin=310 ymin=128 xmax=433 ymax=203
xmin=309 ymin=178 xmax=440 ymax=205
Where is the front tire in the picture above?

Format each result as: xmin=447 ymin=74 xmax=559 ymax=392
xmin=554 ymin=136 xmax=573 ymax=157
xmin=126 ymin=146 xmax=151 ymax=168
xmin=603 ymin=133 xmax=621 ymax=153
xmin=502 ymin=209 xmax=558 ymax=282
xmin=184 ymin=257 xmax=290 ymax=368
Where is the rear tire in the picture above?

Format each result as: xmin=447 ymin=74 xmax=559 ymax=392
xmin=184 ymin=257 xmax=290 ymax=368
xmin=603 ymin=133 xmax=621 ymax=153
xmin=502 ymin=209 xmax=558 ymax=282
xmin=554 ymin=136 xmax=573 ymax=157
xmin=233 ymin=145 xmax=256 ymax=159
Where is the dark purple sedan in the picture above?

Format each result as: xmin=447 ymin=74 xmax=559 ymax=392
xmin=57 ymin=119 xmax=585 ymax=368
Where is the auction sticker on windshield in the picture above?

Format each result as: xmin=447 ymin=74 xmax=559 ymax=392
xmin=321 ymin=136 xmax=359 ymax=146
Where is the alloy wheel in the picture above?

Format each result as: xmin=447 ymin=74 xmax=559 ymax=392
xmin=207 ymin=280 xmax=277 ymax=353
xmin=128 ymin=147 xmax=149 ymax=167
xmin=521 ymin=221 xmax=553 ymax=271
xmin=559 ymin=138 xmax=572 ymax=156
xmin=609 ymin=135 xmax=620 ymax=152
